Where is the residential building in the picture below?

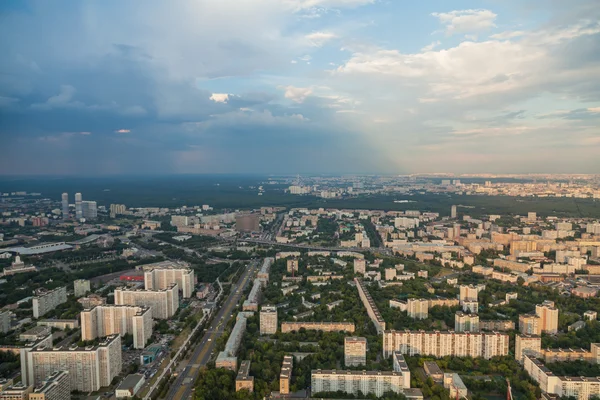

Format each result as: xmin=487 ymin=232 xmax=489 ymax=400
xmin=311 ymin=369 xmax=409 ymax=397
xmin=81 ymin=305 xmax=152 ymax=349
xmin=0 ymin=311 xmax=10 ymax=333
xmin=61 ymin=193 xmax=69 ymax=220
xmin=515 ymin=334 xmax=541 ymax=363
xmin=216 ymin=314 xmax=248 ymax=371
xmin=585 ymin=311 xmax=597 ymax=321
xmin=257 ymin=258 xmax=273 ymax=284
xmin=33 ymin=287 xmax=67 ymax=319
xmin=281 ymin=322 xmax=355 ymax=333
xmin=279 ymin=356 xmax=293 ymax=395
xmin=36 ymin=320 xmax=78 ymax=330
xmin=451 ymin=205 xmax=457 ymax=219
xmin=519 ymin=314 xmax=541 ymax=335
xmin=73 ymin=279 xmax=90 ymax=298
xmin=20 ymin=335 xmax=121 ymax=393
xmin=382 ymin=330 xmax=509 ymax=359
xmin=77 ymin=295 xmax=106 ymax=309
xmin=459 ymin=284 xmax=482 ymax=303
xmin=536 ymin=300 xmax=559 ymax=334
xmin=235 ymin=214 xmax=259 ymax=233
xmin=19 ymin=326 xmax=51 ymax=342
xmin=392 ymin=353 xmax=411 ymax=388
xmin=385 ymin=268 xmax=397 ymax=281
xmin=114 ymin=284 xmax=179 ymax=319
xmin=444 ymin=373 xmax=468 ymax=399
xmin=354 ymin=259 xmax=366 ymax=275
xmin=75 ymin=193 xmax=82 ymax=220
xmin=407 ymin=299 xmax=429 ymax=320
xmin=115 ymin=374 xmax=145 ymax=398
xmin=81 ymin=201 xmax=97 ymax=220
xmin=455 ymin=312 xmax=480 ymax=332
xmin=479 ymin=320 xmax=515 ymax=332
xmin=29 ymin=370 xmax=70 ymax=400
xmin=286 ymin=259 xmax=299 ymax=274
xmin=355 ymin=279 xmax=386 ymax=334
xmin=243 ymin=279 xmax=262 ymax=311
xmin=259 ymin=306 xmax=277 ymax=335
xmin=0 ymin=384 xmax=33 ymax=400
xmin=235 ymin=361 xmax=254 ymax=392
xmin=344 ymin=337 xmax=367 ymax=367
xmin=423 ymin=361 xmax=443 ymax=383
xmin=142 ymin=261 xmax=195 ymax=298
xmin=109 ymin=204 xmax=126 ymax=217
xmin=462 ymin=301 xmax=478 ymax=314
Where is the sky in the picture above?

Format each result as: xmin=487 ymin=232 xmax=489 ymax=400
xmin=0 ymin=0 xmax=599 ymax=175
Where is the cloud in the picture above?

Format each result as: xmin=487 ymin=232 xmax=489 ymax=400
xmin=432 ymin=9 xmax=497 ymax=35
xmin=588 ymin=107 xmax=600 ymax=113
xmin=421 ymin=41 xmax=441 ymax=52
xmin=306 ymin=31 xmax=337 ymax=47
xmin=210 ymin=93 xmax=231 ymax=103
xmin=115 ymin=129 xmax=131 ymax=133
xmin=31 ymin=85 xmax=78 ymax=110
xmin=280 ymin=85 xmax=313 ymax=103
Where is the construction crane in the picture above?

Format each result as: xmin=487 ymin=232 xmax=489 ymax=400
xmin=506 ymin=378 xmax=514 ymax=400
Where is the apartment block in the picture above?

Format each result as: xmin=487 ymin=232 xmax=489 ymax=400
xmin=36 ymin=320 xmax=78 ymax=330
xmin=243 ymin=279 xmax=262 ymax=311
xmin=354 ymin=259 xmax=366 ymax=275
xmin=519 ymin=314 xmax=541 ymax=335
xmin=73 ymin=279 xmax=90 ymax=298
xmin=585 ymin=311 xmax=597 ymax=321
xmin=444 ymin=373 xmax=468 ymax=399
xmin=81 ymin=305 xmax=152 ymax=349
xmin=259 ymin=306 xmax=277 ymax=335
xmin=515 ymin=334 xmax=541 ymax=363
xmin=355 ymin=279 xmax=386 ymax=334
xmin=536 ymin=300 xmax=559 ymax=334
xmin=479 ymin=320 xmax=515 ymax=332
xmin=392 ymin=352 xmax=411 ymax=389
xmin=382 ymin=330 xmax=509 ymax=359
xmin=216 ymin=314 xmax=247 ymax=371
xmin=407 ymin=299 xmax=429 ymax=320
xmin=286 ymin=259 xmax=299 ymax=274
xmin=311 ymin=369 xmax=409 ymax=397
xmin=77 ymin=294 xmax=106 ymax=309
xmin=455 ymin=312 xmax=479 ymax=332
xmin=0 ymin=311 xmax=10 ymax=333
xmin=235 ymin=360 xmax=254 ymax=393
xmin=281 ymin=322 xmax=355 ymax=333
xmin=33 ymin=287 xmax=67 ymax=319
xmin=21 ymin=335 xmax=121 ymax=393
xmin=29 ymin=370 xmax=70 ymax=400
xmin=462 ymin=301 xmax=478 ymax=314
xmin=459 ymin=284 xmax=482 ymax=303
xmin=385 ymin=268 xmax=397 ymax=281
xmin=279 ymin=356 xmax=293 ymax=395
xmin=344 ymin=337 xmax=367 ymax=367
xmin=114 ymin=284 xmax=179 ymax=319
xmin=0 ymin=384 xmax=33 ymax=400
xmin=142 ymin=261 xmax=195 ymax=298
xmin=257 ymin=257 xmax=273 ymax=284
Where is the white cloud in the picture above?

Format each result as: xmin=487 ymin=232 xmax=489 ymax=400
xmin=288 ymin=0 xmax=373 ymax=11
xmin=306 ymin=31 xmax=337 ymax=47
xmin=432 ymin=9 xmax=497 ymax=35
xmin=115 ymin=129 xmax=131 ymax=133
xmin=210 ymin=93 xmax=230 ymax=103
xmin=421 ymin=41 xmax=441 ymax=52
xmin=280 ymin=85 xmax=313 ymax=103
xmin=588 ymin=107 xmax=600 ymax=113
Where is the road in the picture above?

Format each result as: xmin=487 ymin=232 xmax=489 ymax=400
xmin=163 ymin=260 xmax=258 ymax=400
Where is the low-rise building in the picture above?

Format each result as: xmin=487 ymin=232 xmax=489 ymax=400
xmin=281 ymin=322 xmax=355 ymax=333
xmin=443 ymin=373 xmax=468 ymax=399
xmin=115 ymin=374 xmax=145 ymax=398
xmin=423 ymin=361 xmax=443 ymax=383
xmin=28 ymin=370 xmax=70 ymax=400
xmin=235 ymin=360 xmax=254 ymax=393
xmin=279 ymin=356 xmax=293 ymax=395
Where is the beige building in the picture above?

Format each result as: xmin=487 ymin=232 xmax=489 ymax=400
xmin=114 ymin=284 xmax=179 ymax=319
xmin=407 ymin=299 xmax=429 ymax=320
xmin=286 ymin=259 xmax=299 ymax=274
xmin=33 ymin=287 xmax=67 ymax=319
xmin=444 ymin=373 xmax=468 ymax=399
xmin=77 ymin=295 xmax=106 ymax=309
xmin=519 ymin=314 xmax=541 ymax=335
xmin=355 ymin=279 xmax=386 ymax=334
xmin=235 ymin=360 xmax=254 ymax=392
xmin=21 ymin=335 xmax=121 ymax=393
xmin=281 ymin=322 xmax=355 ymax=333
xmin=29 ymin=370 xmax=70 ymax=400
xmin=385 ymin=268 xmax=397 ymax=281
xmin=459 ymin=284 xmax=482 ymax=303
xmin=344 ymin=337 xmax=367 ymax=367
xmin=455 ymin=312 xmax=479 ymax=332
xmin=0 ymin=384 xmax=33 ymax=400
xmin=536 ymin=301 xmax=559 ymax=334
xmin=259 ymin=306 xmax=277 ymax=335
xmin=383 ymin=330 xmax=509 ymax=359
xmin=279 ymin=356 xmax=293 ymax=395
xmin=311 ymin=368 xmax=410 ymax=397
xmin=353 ymin=259 xmax=366 ymax=275
xmin=479 ymin=320 xmax=514 ymax=332
xmin=36 ymin=320 xmax=78 ymax=331
xmin=142 ymin=262 xmax=194 ymax=298
xmin=515 ymin=334 xmax=541 ymax=363
xmin=81 ymin=305 xmax=152 ymax=349
xmin=73 ymin=279 xmax=90 ymax=298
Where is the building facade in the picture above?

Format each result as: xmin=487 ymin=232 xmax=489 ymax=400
xmin=81 ymin=305 xmax=152 ymax=349
xmin=455 ymin=312 xmax=480 ymax=332
xmin=259 ymin=306 xmax=277 ymax=335
xmin=73 ymin=279 xmax=90 ymax=298
xmin=29 ymin=370 xmax=70 ymax=400
xmin=235 ymin=360 xmax=254 ymax=392
xmin=142 ymin=262 xmax=194 ymax=298
xmin=114 ymin=284 xmax=178 ymax=319
xmin=344 ymin=337 xmax=367 ymax=367
xmin=33 ymin=287 xmax=67 ymax=319
xmin=355 ymin=279 xmax=386 ymax=333
xmin=281 ymin=322 xmax=355 ymax=333
xmin=536 ymin=301 xmax=559 ymax=334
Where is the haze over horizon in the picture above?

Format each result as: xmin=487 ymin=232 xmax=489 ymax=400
xmin=1 ymin=0 xmax=599 ymax=175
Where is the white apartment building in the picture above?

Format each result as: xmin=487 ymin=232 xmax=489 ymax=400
xmin=344 ymin=337 xmax=367 ymax=367
xmin=29 ymin=370 xmax=70 ymax=400
xmin=312 ymin=369 xmax=410 ymax=397
xmin=407 ymin=299 xmax=429 ymax=320
xmin=455 ymin=312 xmax=480 ymax=332
xmin=462 ymin=301 xmax=479 ymax=314
xmin=259 ymin=306 xmax=277 ymax=335
xmin=114 ymin=284 xmax=179 ymax=319
xmin=73 ymin=279 xmax=90 ymax=298
xmin=142 ymin=262 xmax=194 ymax=298
xmin=21 ymin=335 xmax=121 ymax=393
xmin=81 ymin=305 xmax=152 ymax=349
xmin=515 ymin=334 xmax=541 ymax=363
xmin=382 ymin=330 xmax=509 ymax=359
xmin=33 ymin=287 xmax=67 ymax=319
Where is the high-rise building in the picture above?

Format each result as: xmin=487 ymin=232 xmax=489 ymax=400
xmin=353 ymin=259 xmax=366 ymax=275
xmin=74 ymin=193 xmax=82 ymax=220
xmin=81 ymin=305 xmax=152 ymax=349
xmin=536 ymin=301 xmax=559 ymax=334
xmin=311 ymin=368 xmax=409 ymax=397
xmin=260 ymin=306 xmax=277 ymax=335
xmin=451 ymin=205 xmax=457 ymax=219
xmin=28 ymin=370 xmax=70 ymax=400
xmin=459 ymin=284 xmax=482 ymax=303
xmin=33 ymin=287 xmax=67 ymax=319
xmin=81 ymin=201 xmax=97 ymax=220
xmin=73 ymin=279 xmax=90 ymax=298
xmin=142 ymin=262 xmax=194 ymax=298
xmin=455 ymin=312 xmax=480 ymax=332
xmin=0 ymin=310 xmax=10 ymax=333
xmin=109 ymin=204 xmax=127 ymax=217
xmin=515 ymin=334 xmax=541 ymax=363
xmin=20 ymin=334 xmax=121 ymax=393
xmin=344 ymin=337 xmax=367 ymax=367
xmin=407 ymin=299 xmax=429 ymax=320
xmin=61 ymin=193 xmax=69 ymax=220
xmin=235 ymin=214 xmax=260 ymax=233
xmin=114 ymin=285 xmax=179 ymax=319
xmin=519 ymin=314 xmax=541 ymax=335
xmin=216 ymin=315 xmax=247 ymax=371
xmin=382 ymin=330 xmax=509 ymax=359
xmin=279 ymin=356 xmax=293 ymax=395
xmin=527 ymin=212 xmax=537 ymax=222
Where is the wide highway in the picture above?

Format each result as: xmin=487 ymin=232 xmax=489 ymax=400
xmin=164 ymin=260 xmax=258 ymax=400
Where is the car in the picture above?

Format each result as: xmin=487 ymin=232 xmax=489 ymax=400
xmin=207 ymin=338 xmax=212 ymax=342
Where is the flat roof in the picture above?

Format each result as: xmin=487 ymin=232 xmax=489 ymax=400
xmin=117 ymin=374 xmax=145 ymax=390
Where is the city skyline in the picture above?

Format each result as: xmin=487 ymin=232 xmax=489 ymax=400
xmin=0 ymin=0 xmax=599 ymax=175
